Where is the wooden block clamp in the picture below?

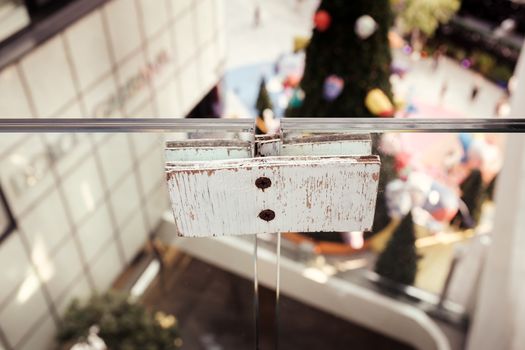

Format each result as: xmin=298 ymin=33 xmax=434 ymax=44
xmin=165 ymin=132 xmax=380 ymax=237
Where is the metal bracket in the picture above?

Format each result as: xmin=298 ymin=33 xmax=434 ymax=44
xmin=165 ymin=125 xmax=380 ymax=237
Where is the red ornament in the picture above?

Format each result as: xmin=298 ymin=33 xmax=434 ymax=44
xmin=314 ymin=10 xmax=331 ymax=32
xmin=283 ymin=73 xmax=301 ymax=89
xmin=395 ymin=152 xmax=410 ymax=169
xmin=431 ymin=208 xmax=458 ymax=222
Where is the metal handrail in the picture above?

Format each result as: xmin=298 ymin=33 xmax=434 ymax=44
xmin=0 ymin=118 xmax=524 ymax=132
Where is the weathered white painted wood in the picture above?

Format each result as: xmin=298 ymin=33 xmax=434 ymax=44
xmin=281 ymin=133 xmax=371 ymax=156
xmin=166 ymin=155 xmax=380 ymax=237
xmin=165 ymin=146 xmax=252 ymax=162
xmin=255 ymin=134 xmax=372 ymax=158
xmin=165 ymin=139 xmax=252 ymax=162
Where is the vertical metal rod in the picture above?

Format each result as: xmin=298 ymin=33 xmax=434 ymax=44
xmin=253 ymin=234 xmax=260 ymax=350
xmin=438 ymin=252 xmax=461 ymax=309
xmin=275 ymin=232 xmax=281 ymax=350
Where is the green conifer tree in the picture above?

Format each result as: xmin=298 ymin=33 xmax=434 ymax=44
xmin=287 ymin=1 xmax=396 ymax=243
xmin=287 ymin=0 xmax=393 ymax=117
xmin=375 ymin=211 xmax=418 ymax=285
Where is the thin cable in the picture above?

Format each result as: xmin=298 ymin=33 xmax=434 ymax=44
xmin=254 ymin=234 xmax=260 ymax=350
xmin=275 ymin=232 xmax=281 ymax=350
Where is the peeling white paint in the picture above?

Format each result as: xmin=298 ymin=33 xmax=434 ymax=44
xmin=165 ymin=139 xmax=252 ymax=162
xmin=165 ymin=146 xmax=252 ymax=162
xmin=282 ymin=133 xmax=371 ymax=157
xmin=166 ymin=155 xmax=380 ymax=237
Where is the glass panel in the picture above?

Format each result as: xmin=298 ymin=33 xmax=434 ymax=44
xmin=0 ymin=122 xmax=518 ymax=350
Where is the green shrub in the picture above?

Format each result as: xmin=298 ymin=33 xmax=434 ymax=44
xmin=57 ymin=291 xmax=181 ymax=350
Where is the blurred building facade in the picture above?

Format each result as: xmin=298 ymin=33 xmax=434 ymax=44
xmin=0 ymin=0 xmax=225 ymax=349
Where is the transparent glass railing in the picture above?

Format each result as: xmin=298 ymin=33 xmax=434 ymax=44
xmin=0 ymin=118 xmax=521 ymax=350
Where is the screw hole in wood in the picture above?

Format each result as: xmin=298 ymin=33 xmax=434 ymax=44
xmin=258 ymin=209 xmax=275 ymax=221
xmin=255 ymin=177 xmax=272 ymax=190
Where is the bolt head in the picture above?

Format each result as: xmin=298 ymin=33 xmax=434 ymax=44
xmin=255 ymin=177 xmax=272 ymax=190
xmin=258 ymin=209 xmax=275 ymax=221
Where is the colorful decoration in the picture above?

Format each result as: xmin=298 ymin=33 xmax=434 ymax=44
xmin=323 ymin=75 xmax=344 ymax=101
xmin=391 ymin=61 xmax=409 ymax=77
xmin=293 ymin=36 xmax=310 ymax=53
xmin=461 ymin=59 xmax=472 ymax=69
xmin=314 ymin=10 xmax=331 ymax=32
xmin=422 ymin=181 xmax=459 ymax=222
xmin=289 ymin=88 xmax=305 ymax=108
xmin=393 ymin=96 xmax=406 ymax=113
xmin=365 ymin=88 xmax=394 ymax=117
xmin=388 ymin=31 xmax=404 ymax=49
xmin=386 ymin=173 xmax=459 ymax=229
xmin=395 ymin=152 xmax=412 ymax=180
xmin=355 ymin=15 xmax=377 ymax=39
xmin=283 ymin=73 xmax=301 ymax=89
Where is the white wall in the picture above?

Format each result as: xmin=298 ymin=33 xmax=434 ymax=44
xmin=466 ymin=41 xmax=525 ymax=350
xmin=0 ymin=0 xmax=225 ymax=349
xmin=466 ymin=134 xmax=525 ymax=350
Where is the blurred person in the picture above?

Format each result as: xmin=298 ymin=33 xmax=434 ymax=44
xmin=439 ymin=80 xmax=448 ymax=105
xmin=432 ymin=45 xmax=446 ymax=72
xmin=253 ymin=3 xmax=261 ymax=27
xmin=274 ymin=53 xmax=285 ymax=74
xmin=470 ymin=74 xmax=482 ymax=103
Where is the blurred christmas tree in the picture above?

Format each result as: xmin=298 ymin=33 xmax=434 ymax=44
xmin=255 ymin=78 xmax=273 ymax=134
xmin=287 ymin=0 xmax=394 ymax=117
xmin=286 ymin=0 xmax=396 ymax=244
xmin=57 ymin=291 xmax=181 ymax=350
xmin=375 ymin=211 xmax=418 ymax=285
